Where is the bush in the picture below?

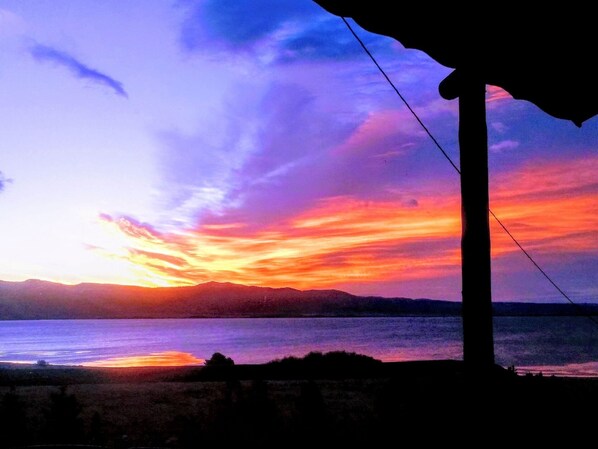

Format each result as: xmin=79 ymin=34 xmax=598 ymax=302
xmin=205 ymin=352 xmax=235 ymax=367
xmin=269 ymin=350 xmax=381 ymax=370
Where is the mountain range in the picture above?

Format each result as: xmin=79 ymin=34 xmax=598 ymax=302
xmin=0 ymin=279 xmax=596 ymax=319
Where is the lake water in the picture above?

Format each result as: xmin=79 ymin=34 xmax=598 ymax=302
xmin=1 ymin=316 xmax=598 ymax=376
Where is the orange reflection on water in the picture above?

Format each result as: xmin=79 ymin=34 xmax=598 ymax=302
xmin=83 ymin=351 xmax=204 ymax=368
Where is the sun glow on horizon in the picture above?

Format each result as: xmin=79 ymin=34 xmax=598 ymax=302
xmin=2 ymin=151 xmax=584 ymax=296
xmin=1 ymin=153 xmax=595 ymax=301
xmin=94 ymin=194 xmax=463 ymax=290
xmin=80 ymin=154 xmax=598 ymax=297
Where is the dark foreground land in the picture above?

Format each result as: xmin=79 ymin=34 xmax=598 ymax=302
xmin=1 ymin=356 xmax=597 ymax=447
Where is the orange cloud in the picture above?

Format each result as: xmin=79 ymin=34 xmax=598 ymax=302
xmin=490 ymin=155 xmax=598 ymax=258
xmin=334 ymin=109 xmax=423 ymax=157
xmin=97 ymin=191 xmax=462 ymax=289
xmin=94 ymin=154 xmax=597 ymax=292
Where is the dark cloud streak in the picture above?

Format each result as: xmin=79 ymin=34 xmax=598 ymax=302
xmin=180 ymin=0 xmax=311 ymax=49
xmin=0 ymin=171 xmax=12 ymax=192
xmin=29 ymin=43 xmax=128 ymax=98
xmin=178 ymin=0 xmax=392 ymax=63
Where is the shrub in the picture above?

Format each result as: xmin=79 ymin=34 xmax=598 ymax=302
xmin=205 ymin=352 xmax=235 ymax=367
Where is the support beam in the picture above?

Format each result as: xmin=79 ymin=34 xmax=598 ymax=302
xmin=459 ymin=75 xmax=494 ymax=369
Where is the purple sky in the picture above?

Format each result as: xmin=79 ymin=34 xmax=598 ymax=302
xmin=0 ymin=0 xmax=596 ymax=303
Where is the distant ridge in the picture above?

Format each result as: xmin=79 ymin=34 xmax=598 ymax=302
xmin=0 ymin=279 xmax=596 ymax=320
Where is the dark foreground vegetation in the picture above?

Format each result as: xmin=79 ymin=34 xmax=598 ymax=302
xmin=1 ymin=352 xmax=597 ymax=447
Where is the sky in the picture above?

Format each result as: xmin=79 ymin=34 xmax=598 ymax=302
xmin=0 ymin=0 xmax=596 ymax=303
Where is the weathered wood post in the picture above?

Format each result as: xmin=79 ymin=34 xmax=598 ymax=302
xmin=458 ymin=72 xmax=494 ymax=368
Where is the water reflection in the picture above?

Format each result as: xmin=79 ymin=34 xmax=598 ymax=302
xmin=83 ymin=351 xmax=204 ymax=367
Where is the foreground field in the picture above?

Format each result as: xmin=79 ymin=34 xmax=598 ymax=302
xmin=2 ymin=359 xmax=598 ymax=447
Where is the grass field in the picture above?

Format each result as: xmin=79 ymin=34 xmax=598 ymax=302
xmin=2 ymin=358 xmax=598 ymax=447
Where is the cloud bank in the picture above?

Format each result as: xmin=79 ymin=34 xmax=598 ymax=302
xmin=93 ymin=154 xmax=598 ymax=301
xmin=178 ymin=0 xmax=393 ymax=64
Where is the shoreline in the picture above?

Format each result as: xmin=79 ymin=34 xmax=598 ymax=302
xmin=2 ymin=312 xmax=598 ymax=320
xmin=5 ymin=358 xmax=598 ymax=379
xmin=5 ymin=356 xmax=598 ymax=380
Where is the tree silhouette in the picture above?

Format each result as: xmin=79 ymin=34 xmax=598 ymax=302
xmin=206 ymin=352 xmax=235 ymax=367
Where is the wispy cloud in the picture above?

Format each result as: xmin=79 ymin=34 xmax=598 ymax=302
xmin=490 ymin=139 xmax=519 ymax=153
xmin=490 ymin=121 xmax=507 ymax=133
xmin=0 ymin=171 xmax=12 ymax=192
xmin=156 ymin=0 xmax=457 ymax=234
xmin=29 ymin=43 xmax=128 ymax=97
xmin=0 ymin=8 xmax=26 ymax=38
xmin=334 ymin=109 xmax=425 ymax=157
xmin=152 ymin=61 xmax=458 ymax=230
xmin=153 ymin=81 xmax=355 ymax=228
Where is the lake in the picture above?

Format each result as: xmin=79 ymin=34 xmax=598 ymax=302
xmin=1 ymin=316 xmax=598 ymax=376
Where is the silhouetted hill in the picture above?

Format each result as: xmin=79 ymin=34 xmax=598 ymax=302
xmin=0 ymin=279 xmax=596 ymax=319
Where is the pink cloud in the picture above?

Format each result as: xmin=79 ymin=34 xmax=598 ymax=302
xmin=335 ymin=109 xmax=423 ymax=157
xmin=486 ymin=85 xmax=512 ymax=103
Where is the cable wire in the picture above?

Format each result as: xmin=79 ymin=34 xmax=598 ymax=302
xmin=341 ymin=18 xmax=460 ymax=175
xmin=341 ymin=17 xmax=597 ymax=321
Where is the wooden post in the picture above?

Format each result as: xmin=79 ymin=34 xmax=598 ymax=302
xmin=459 ymin=74 xmax=495 ymax=369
